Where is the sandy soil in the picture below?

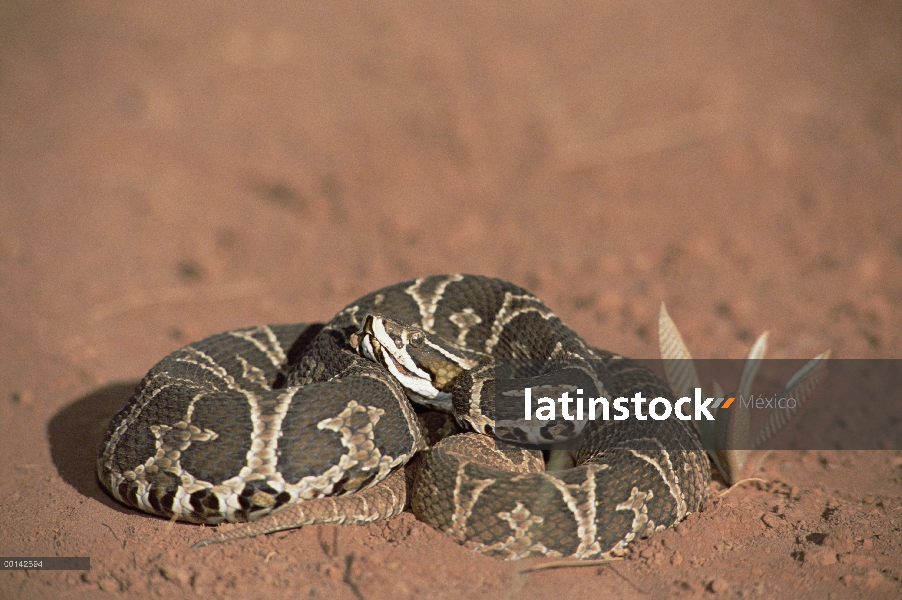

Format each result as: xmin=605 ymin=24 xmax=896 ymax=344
xmin=2 ymin=1 xmax=901 ymax=598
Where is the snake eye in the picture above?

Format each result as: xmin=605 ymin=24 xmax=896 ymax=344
xmin=409 ymin=330 xmax=424 ymax=347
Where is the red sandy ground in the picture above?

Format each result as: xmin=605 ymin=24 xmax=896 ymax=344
xmin=1 ymin=2 xmax=901 ymax=598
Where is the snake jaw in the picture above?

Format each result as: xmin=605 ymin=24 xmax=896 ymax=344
xmin=359 ymin=332 xmax=379 ymax=361
xmin=357 ymin=314 xmax=443 ymax=399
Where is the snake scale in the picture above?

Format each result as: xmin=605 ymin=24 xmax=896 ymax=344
xmin=98 ymin=274 xmax=710 ymax=559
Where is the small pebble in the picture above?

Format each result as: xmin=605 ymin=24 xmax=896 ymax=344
xmin=838 ymin=554 xmax=876 ymax=568
xmin=864 ymin=569 xmax=885 ymax=588
xmin=708 ymin=578 xmax=729 ymax=594
xmin=760 ymin=513 xmax=782 ymax=529
xmin=159 ymin=565 xmax=193 ymax=586
xmin=807 ymin=547 xmax=837 ymax=566
xmin=322 ymin=564 xmax=343 ymax=581
xmin=826 ymin=530 xmax=854 ymax=553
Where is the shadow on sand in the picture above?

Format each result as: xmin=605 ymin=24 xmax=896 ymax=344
xmin=47 ymin=380 xmax=141 ymax=512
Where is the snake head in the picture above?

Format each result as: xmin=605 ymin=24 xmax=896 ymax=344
xmin=354 ymin=314 xmax=476 ymax=408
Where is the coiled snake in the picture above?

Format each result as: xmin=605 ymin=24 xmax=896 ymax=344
xmin=98 ymin=274 xmax=710 ymax=559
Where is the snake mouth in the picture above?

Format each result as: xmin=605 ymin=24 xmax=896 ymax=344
xmin=357 ymin=324 xmax=422 ymax=381
xmin=357 ymin=315 xmax=443 ymax=399
xmin=364 ymin=333 xmax=416 ymax=379
xmin=382 ymin=345 xmax=416 ymax=378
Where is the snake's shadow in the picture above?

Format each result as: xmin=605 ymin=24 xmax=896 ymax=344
xmin=47 ymin=380 xmax=141 ymax=513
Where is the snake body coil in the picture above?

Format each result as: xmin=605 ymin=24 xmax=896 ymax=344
xmin=98 ymin=274 xmax=710 ymax=558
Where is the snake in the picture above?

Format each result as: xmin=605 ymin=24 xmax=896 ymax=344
xmin=97 ymin=274 xmax=710 ymax=559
